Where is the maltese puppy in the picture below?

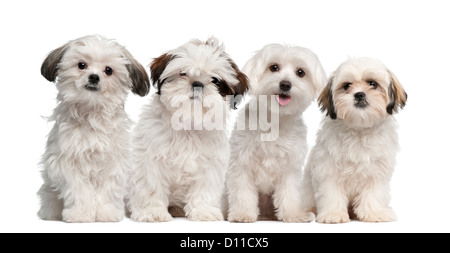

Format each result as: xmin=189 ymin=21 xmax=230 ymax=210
xmin=226 ymin=44 xmax=327 ymax=222
xmin=38 ymin=35 xmax=150 ymax=222
xmin=301 ymin=57 xmax=407 ymax=223
xmin=128 ymin=37 xmax=249 ymax=222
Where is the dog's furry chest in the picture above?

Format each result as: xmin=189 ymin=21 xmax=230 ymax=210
xmin=160 ymin=128 xmax=229 ymax=179
xmin=159 ymin=129 xmax=228 ymax=206
xmin=318 ymin=118 xmax=399 ymax=178
xmin=47 ymin=115 xmax=129 ymax=179
xmin=231 ymin=123 xmax=307 ymax=194
xmin=136 ymin=99 xmax=229 ymax=201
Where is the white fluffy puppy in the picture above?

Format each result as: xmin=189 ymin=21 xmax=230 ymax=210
xmin=227 ymin=44 xmax=327 ymax=222
xmin=128 ymin=37 xmax=248 ymax=222
xmin=301 ymin=57 xmax=407 ymax=223
xmin=38 ymin=35 xmax=150 ymax=222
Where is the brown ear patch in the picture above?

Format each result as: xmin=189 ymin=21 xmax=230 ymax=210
xmin=125 ymin=54 xmax=150 ymax=97
xmin=150 ymin=53 xmax=176 ymax=95
xmin=318 ymin=74 xmax=337 ymax=119
xmin=386 ymin=70 xmax=407 ymax=114
xmin=224 ymin=58 xmax=249 ymax=109
xmin=41 ymin=43 xmax=70 ymax=82
xmin=228 ymin=59 xmax=250 ymax=96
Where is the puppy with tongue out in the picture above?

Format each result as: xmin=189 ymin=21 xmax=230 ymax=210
xmin=276 ymin=80 xmax=293 ymax=106
xmin=226 ymin=44 xmax=327 ymax=222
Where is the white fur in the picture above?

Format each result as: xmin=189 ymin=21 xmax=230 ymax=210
xmin=226 ymin=44 xmax=326 ymax=222
xmin=128 ymin=37 xmax=245 ymax=222
xmin=301 ymin=57 xmax=405 ymax=223
xmin=38 ymin=35 xmax=147 ymax=222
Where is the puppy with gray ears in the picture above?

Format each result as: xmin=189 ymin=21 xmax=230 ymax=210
xmin=226 ymin=44 xmax=327 ymax=222
xmin=301 ymin=57 xmax=407 ymax=223
xmin=38 ymin=35 xmax=150 ymax=222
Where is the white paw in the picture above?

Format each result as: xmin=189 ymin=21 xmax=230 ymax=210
xmin=96 ymin=205 xmax=124 ymax=222
xmin=316 ymin=211 xmax=350 ymax=224
xmin=130 ymin=208 xmax=173 ymax=222
xmin=228 ymin=211 xmax=258 ymax=223
xmin=279 ymin=211 xmax=315 ymax=223
xmin=357 ymin=208 xmax=397 ymax=222
xmin=62 ymin=207 xmax=96 ymax=223
xmin=187 ymin=207 xmax=224 ymax=221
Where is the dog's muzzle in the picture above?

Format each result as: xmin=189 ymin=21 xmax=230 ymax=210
xmin=354 ymin=92 xmax=368 ymax=108
xmin=85 ymin=74 xmax=100 ymax=91
xmin=191 ymin=81 xmax=203 ymax=99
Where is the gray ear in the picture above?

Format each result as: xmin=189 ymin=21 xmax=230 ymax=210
xmin=123 ymin=50 xmax=150 ymax=97
xmin=41 ymin=43 xmax=70 ymax=82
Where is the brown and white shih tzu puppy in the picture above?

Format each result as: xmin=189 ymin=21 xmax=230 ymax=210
xmin=38 ymin=35 xmax=150 ymax=222
xmin=301 ymin=57 xmax=407 ymax=223
xmin=128 ymin=37 xmax=248 ymax=222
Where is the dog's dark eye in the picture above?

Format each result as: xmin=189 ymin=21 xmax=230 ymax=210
xmin=211 ymin=77 xmax=219 ymax=84
xmin=269 ymin=64 xmax=279 ymax=72
xmin=368 ymin=81 xmax=378 ymax=89
xmin=105 ymin=67 xmax=113 ymax=76
xmin=179 ymin=72 xmax=186 ymax=77
xmin=344 ymin=83 xmax=352 ymax=90
xmin=78 ymin=62 xmax=87 ymax=70
xmin=297 ymin=69 xmax=305 ymax=78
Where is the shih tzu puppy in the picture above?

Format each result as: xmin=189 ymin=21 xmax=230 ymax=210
xmin=301 ymin=57 xmax=407 ymax=223
xmin=128 ymin=37 xmax=248 ymax=222
xmin=38 ymin=35 xmax=150 ymax=222
xmin=226 ymin=44 xmax=327 ymax=222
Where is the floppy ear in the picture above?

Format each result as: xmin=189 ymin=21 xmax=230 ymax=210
xmin=386 ymin=70 xmax=407 ymax=114
xmin=150 ymin=53 xmax=175 ymax=95
xmin=122 ymin=50 xmax=150 ymax=97
xmin=313 ymin=63 xmax=328 ymax=97
xmin=41 ymin=42 xmax=70 ymax=82
xmin=224 ymin=59 xmax=249 ymax=109
xmin=318 ymin=73 xmax=337 ymax=119
xmin=230 ymin=60 xmax=250 ymax=96
xmin=241 ymin=52 xmax=264 ymax=91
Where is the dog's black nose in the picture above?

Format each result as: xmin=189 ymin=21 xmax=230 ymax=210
xmin=192 ymin=81 xmax=204 ymax=88
xmin=89 ymin=74 xmax=100 ymax=84
xmin=354 ymin=92 xmax=366 ymax=101
xmin=279 ymin=80 xmax=292 ymax=91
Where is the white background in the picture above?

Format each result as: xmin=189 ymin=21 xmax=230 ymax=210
xmin=1 ymin=0 xmax=449 ymax=233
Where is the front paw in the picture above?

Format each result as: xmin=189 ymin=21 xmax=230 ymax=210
xmin=279 ymin=211 xmax=315 ymax=223
xmin=130 ymin=208 xmax=173 ymax=222
xmin=228 ymin=211 xmax=257 ymax=223
xmin=316 ymin=211 xmax=350 ymax=224
xmin=62 ymin=207 xmax=96 ymax=223
xmin=187 ymin=206 xmax=224 ymax=221
xmin=96 ymin=205 xmax=124 ymax=222
xmin=357 ymin=208 xmax=397 ymax=222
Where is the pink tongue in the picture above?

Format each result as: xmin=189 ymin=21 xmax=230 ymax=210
xmin=276 ymin=95 xmax=291 ymax=106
